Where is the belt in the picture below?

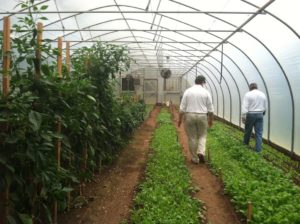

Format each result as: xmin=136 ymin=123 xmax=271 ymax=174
xmin=186 ymin=112 xmax=207 ymax=114
xmin=248 ymin=111 xmax=263 ymax=114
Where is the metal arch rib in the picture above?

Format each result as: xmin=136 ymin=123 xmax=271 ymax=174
xmin=170 ymin=0 xmax=294 ymax=151
xmin=0 ymin=0 xmax=50 ymax=21
xmin=54 ymin=17 xmax=249 ymax=88
xmin=113 ymin=0 xmax=150 ymax=65
xmin=241 ymin=0 xmax=300 ymax=39
xmin=179 ymin=0 xmax=276 ymax=76
xmin=22 ymin=3 xmax=268 ymax=113
xmin=60 ymin=20 xmax=246 ymax=121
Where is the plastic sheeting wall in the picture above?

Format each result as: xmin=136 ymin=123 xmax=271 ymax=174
xmin=182 ymin=1 xmax=300 ymax=154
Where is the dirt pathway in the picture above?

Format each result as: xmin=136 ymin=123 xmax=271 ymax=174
xmin=58 ymin=106 xmax=160 ymax=224
xmin=59 ymin=106 xmax=239 ymax=224
xmin=171 ymin=107 xmax=240 ymax=224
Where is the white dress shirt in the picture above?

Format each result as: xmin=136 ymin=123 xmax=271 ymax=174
xmin=180 ymin=85 xmax=214 ymax=113
xmin=242 ymin=89 xmax=267 ymax=115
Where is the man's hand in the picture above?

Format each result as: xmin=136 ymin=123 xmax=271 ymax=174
xmin=242 ymin=114 xmax=246 ymax=124
xmin=242 ymin=117 xmax=246 ymax=124
xmin=207 ymin=112 xmax=213 ymax=128
xmin=178 ymin=120 xmax=181 ymax=127
xmin=208 ymin=119 xmax=213 ymax=128
xmin=178 ymin=112 xmax=184 ymax=128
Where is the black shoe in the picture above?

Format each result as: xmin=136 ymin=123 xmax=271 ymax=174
xmin=198 ymin=154 xmax=205 ymax=163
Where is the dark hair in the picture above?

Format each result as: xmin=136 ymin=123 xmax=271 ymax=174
xmin=195 ymin=75 xmax=206 ymax=84
xmin=249 ymin=83 xmax=257 ymax=90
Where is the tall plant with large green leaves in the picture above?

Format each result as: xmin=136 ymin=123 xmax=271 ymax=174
xmin=11 ymin=0 xmax=52 ymax=78
xmin=0 ymin=1 xmax=73 ymax=223
xmin=0 ymin=1 xmax=145 ymax=223
xmin=71 ymin=43 xmax=132 ymax=159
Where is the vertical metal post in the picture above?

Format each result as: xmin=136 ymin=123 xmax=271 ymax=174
xmin=219 ymin=44 xmax=224 ymax=84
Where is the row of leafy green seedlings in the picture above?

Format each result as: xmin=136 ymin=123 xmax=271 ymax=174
xmin=129 ymin=109 xmax=204 ymax=224
xmin=207 ymin=122 xmax=300 ymax=224
xmin=217 ymin=121 xmax=300 ymax=182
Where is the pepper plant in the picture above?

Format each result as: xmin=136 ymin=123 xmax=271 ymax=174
xmin=0 ymin=1 xmax=146 ymax=223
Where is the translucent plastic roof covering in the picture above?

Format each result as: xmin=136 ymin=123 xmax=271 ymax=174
xmin=1 ymin=0 xmax=300 ymax=154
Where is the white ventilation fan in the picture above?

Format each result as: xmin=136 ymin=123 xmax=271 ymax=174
xmin=160 ymin=68 xmax=172 ymax=91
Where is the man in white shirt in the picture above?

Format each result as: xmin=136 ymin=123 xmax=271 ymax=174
xmin=178 ymin=75 xmax=214 ymax=164
xmin=242 ymin=83 xmax=267 ymax=153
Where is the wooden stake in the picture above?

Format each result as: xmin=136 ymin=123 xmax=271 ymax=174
xmin=52 ymin=202 xmax=57 ymax=224
xmin=0 ymin=185 xmax=9 ymax=224
xmin=52 ymin=117 xmax=61 ymax=224
xmin=35 ymin=22 xmax=43 ymax=80
xmin=207 ymin=148 xmax=211 ymax=163
xmin=218 ymin=168 xmax=223 ymax=182
xmin=82 ymin=146 xmax=88 ymax=170
xmin=65 ymin=41 xmax=72 ymax=209
xmin=56 ymin=118 xmax=62 ymax=169
xmin=1 ymin=16 xmax=11 ymax=224
xmin=2 ymin=16 xmax=11 ymax=97
xmin=57 ymin=37 xmax=62 ymax=78
xmin=247 ymin=201 xmax=253 ymax=223
xmin=66 ymin=41 xmax=71 ymax=76
xmin=53 ymin=38 xmax=62 ymax=221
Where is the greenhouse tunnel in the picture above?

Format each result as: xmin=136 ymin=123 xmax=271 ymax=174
xmin=1 ymin=0 xmax=300 ymax=156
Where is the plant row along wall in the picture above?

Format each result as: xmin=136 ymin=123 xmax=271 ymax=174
xmin=215 ymin=119 xmax=300 ymax=183
xmin=207 ymin=122 xmax=300 ymax=224
xmin=130 ymin=109 xmax=204 ymax=224
xmin=0 ymin=1 xmax=146 ymax=223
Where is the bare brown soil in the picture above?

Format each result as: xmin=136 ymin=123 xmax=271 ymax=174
xmin=58 ymin=106 xmax=160 ymax=224
xmin=171 ymin=106 xmax=240 ymax=224
xmin=59 ymin=106 xmax=240 ymax=224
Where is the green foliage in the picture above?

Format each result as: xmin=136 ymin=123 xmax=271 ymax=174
xmin=0 ymin=1 xmax=145 ymax=223
xmin=207 ymin=122 xmax=300 ymax=224
xmin=11 ymin=0 xmax=54 ymax=77
xmin=131 ymin=109 xmax=202 ymax=224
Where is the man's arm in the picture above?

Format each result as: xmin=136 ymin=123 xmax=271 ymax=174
xmin=241 ymin=94 xmax=249 ymax=124
xmin=178 ymin=112 xmax=184 ymax=127
xmin=178 ymin=92 xmax=187 ymax=127
xmin=207 ymin=112 xmax=213 ymax=128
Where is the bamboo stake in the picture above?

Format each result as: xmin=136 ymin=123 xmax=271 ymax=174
xmin=65 ymin=40 xmax=72 ymax=210
xmin=0 ymin=185 xmax=9 ymax=224
xmin=247 ymin=201 xmax=253 ymax=223
xmin=2 ymin=16 xmax=11 ymax=97
xmin=83 ymin=146 xmax=88 ymax=170
xmin=52 ymin=37 xmax=63 ymax=224
xmin=57 ymin=37 xmax=62 ymax=78
xmin=52 ymin=117 xmax=61 ymax=224
xmin=66 ymin=41 xmax=71 ymax=76
xmin=0 ymin=16 xmax=11 ymax=224
xmin=56 ymin=118 xmax=62 ymax=169
xmin=35 ymin=22 xmax=43 ymax=80
xmin=79 ymin=145 xmax=88 ymax=196
xmin=207 ymin=147 xmax=211 ymax=163
xmin=218 ymin=168 xmax=223 ymax=182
